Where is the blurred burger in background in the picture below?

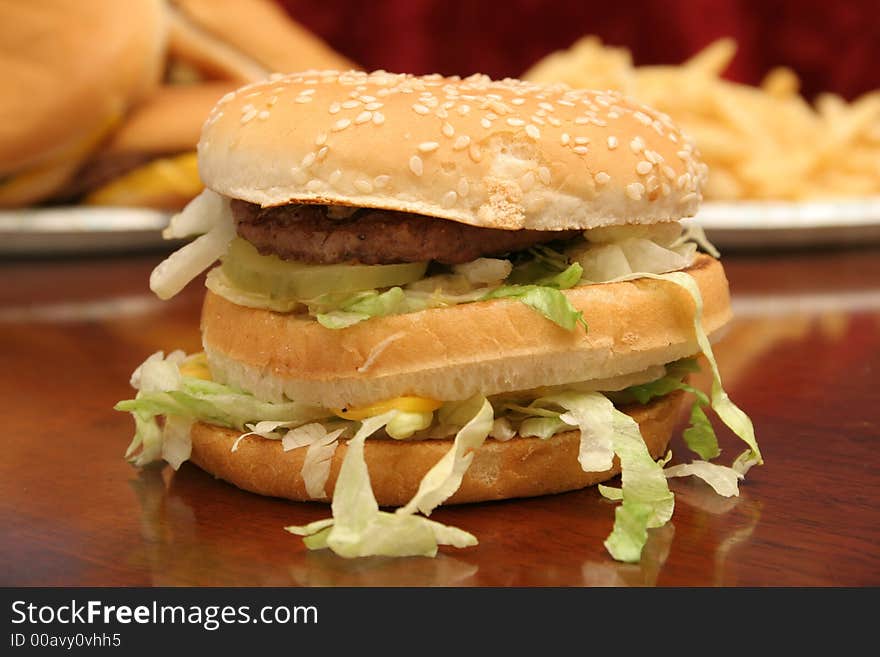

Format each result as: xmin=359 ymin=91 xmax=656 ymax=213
xmin=0 ymin=0 xmax=166 ymax=208
xmin=0 ymin=0 xmax=357 ymax=212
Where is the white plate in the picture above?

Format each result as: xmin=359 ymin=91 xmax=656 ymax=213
xmin=0 ymin=206 xmax=175 ymax=255
xmin=689 ymin=197 xmax=880 ymax=249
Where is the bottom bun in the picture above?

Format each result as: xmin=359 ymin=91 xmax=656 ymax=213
xmin=188 ymin=391 xmax=684 ymax=506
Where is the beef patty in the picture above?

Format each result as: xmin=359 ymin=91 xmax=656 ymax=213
xmin=232 ymin=200 xmax=577 ymax=265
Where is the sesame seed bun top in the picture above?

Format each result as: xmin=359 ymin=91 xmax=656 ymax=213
xmin=198 ymin=70 xmax=708 ymax=231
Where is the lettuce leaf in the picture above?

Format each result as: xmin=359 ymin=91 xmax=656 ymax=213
xmin=603 ymin=407 xmax=675 ymax=562
xmin=664 ymin=460 xmax=743 ymax=497
xmin=116 ymin=351 xmax=330 ymax=467
xmin=398 ymin=396 xmax=493 ymax=516
xmin=482 ymin=282 xmax=587 ymax=332
xmin=535 ymin=391 xmax=615 ymax=472
xmin=285 ymin=410 xmax=480 ymax=558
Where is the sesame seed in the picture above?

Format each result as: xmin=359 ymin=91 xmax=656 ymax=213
xmin=681 ymin=192 xmax=698 ymax=204
xmin=300 ymin=88 xmax=316 ymax=96
xmin=328 ymin=169 xmax=342 ymax=185
xmin=301 ymin=152 xmax=316 ymax=168
xmin=676 ymin=150 xmax=691 ymax=160
xmin=442 ymin=190 xmax=458 ymax=208
xmin=256 ymin=110 xmax=269 ymax=120
xmin=364 ymin=102 xmax=383 ymax=111
xmin=353 ymin=111 xmax=371 ymax=124
xmin=418 ymin=141 xmax=440 ymax=153
xmin=332 ymin=118 xmax=351 ymax=131
xmin=630 ymin=137 xmax=645 ymax=153
xmin=661 ymin=183 xmax=671 ymax=196
xmin=412 ymin=104 xmax=430 ymax=115
xmin=240 ymin=109 xmax=258 ymax=124
xmin=458 ymin=104 xmax=471 ymax=115
xmin=608 ymin=111 xmax=620 ymax=119
xmin=594 ymin=171 xmax=610 ymax=185
xmin=662 ymin=165 xmax=676 ymax=179
xmin=469 ymin=143 xmax=483 ymax=162
xmin=560 ymin=132 xmax=570 ymax=145
xmin=573 ymin=146 xmax=588 ymax=155
xmin=506 ymin=117 xmax=526 ymax=127
xmin=372 ymin=112 xmax=385 ymax=125
xmin=315 ymin=132 xmax=328 ymax=146
xmin=268 ymin=96 xmax=278 ymax=106
xmin=537 ymin=167 xmax=551 ymax=185
xmin=316 ymin=146 xmax=329 ymax=161
xmin=295 ymin=95 xmax=313 ymax=104
xmin=531 ymin=116 xmax=545 ymax=125
xmin=442 ymin=122 xmax=455 ymax=137
xmin=457 ymin=178 xmax=470 ymax=197
xmin=306 ymin=179 xmax=322 ymax=192
xmin=633 ymin=111 xmax=653 ymax=126
xmin=481 ymin=117 xmax=492 ymax=129
xmin=329 ymin=102 xmax=341 ymax=114
xmin=575 ymin=117 xmax=590 ymax=125
xmin=636 ymin=161 xmax=653 ymax=175
xmin=436 ymin=107 xmax=449 ymax=119
xmin=511 ymin=97 xmax=526 ymax=105
xmin=342 ymin=100 xmax=360 ymax=109
xmin=676 ymin=173 xmax=691 ymax=189
xmin=409 ymin=155 xmax=424 ymax=176
xmin=354 ymin=179 xmax=374 ymax=193
xmin=626 ymin=182 xmax=645 ymax=200
xmin=453 ymin=135 xmax=471 ymax=150
xmin=557 ymin=100 xmax=575 ymax=107
xmin=360 ymin=95 xmax=377 ymax=102
xmin=574 ymin=136 xmax=589 ymax=145
xmin=525 ymin=124 xmax=541 ymax=139
xmin=538 ymin=102 xmax=554 ymax=112
xmin=547 ymin=116 xmax=561 ymax=127
xmin=374 ymin=175 xmax=391 ymax=188
xmin=607 ymin=136 xmax=618 ymax=149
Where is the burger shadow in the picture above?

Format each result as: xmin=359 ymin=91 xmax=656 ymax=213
xmin=131 ymin=457 xmax=760 ymax=587
xmin=130 ymin=463 xmax=481 ymax=586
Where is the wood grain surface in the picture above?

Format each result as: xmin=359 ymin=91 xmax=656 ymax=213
xmin=1 ymin=245 xmax=878 ymax=586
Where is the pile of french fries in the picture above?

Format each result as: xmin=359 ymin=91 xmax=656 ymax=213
xmin=523 ymin=37 xmax=880 ymax=201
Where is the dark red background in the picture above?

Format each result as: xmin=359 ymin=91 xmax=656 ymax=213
xmin=279 ymin=0 xmax=880 ymax=101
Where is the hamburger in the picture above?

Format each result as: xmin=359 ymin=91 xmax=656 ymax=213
xmin=117 ymin=70 xmax=761 ymax=562
xmin=0 ymin=0 xmax=166 ymax=207
xmin=58 ymin=82 xmax=237 ymax=210
xmin=166 ymin=0 xmax=357 ymax=84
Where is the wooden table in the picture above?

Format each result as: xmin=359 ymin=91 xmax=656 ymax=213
xmin=2 ymin=244 xmax=879 ymax=587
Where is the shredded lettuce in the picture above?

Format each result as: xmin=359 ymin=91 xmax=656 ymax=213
xmin=150 ymin=192 xmax=236 ymax=300
xmin=603 ymin=407 xmax=676 ymax=562
xmin=641 ymin=271 xmax=762 ymax=466
xmin=398 ymin=396 xmax=493 ymax=516
xmin=115 ymin=351 xmax=330 ymax=466
xmin=537 ymin=392 xmax=615 ymax=472
xmin=285 ymin=412 xmax=479 ymax=557
xmin=664 ymin=460 xmax=743 ymax=497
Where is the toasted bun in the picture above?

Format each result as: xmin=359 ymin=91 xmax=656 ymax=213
xmin=103 ymin=83 xmax=239 ymax=156
xmin=189 ymin=390 xmax=684 ymax=506
xmin=198 ymin=70 xmax=707 ymax=230
xmin=167 ymin=0 xmax=356 ymax=83
xmin=202 ymin=254 xmax=729 ymax=408
xmin=0 ymin=0 xmax=167 ymax=207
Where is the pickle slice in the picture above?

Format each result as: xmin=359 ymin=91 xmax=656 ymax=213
xmin=221 ymin=238 xmax=428 ymax=302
